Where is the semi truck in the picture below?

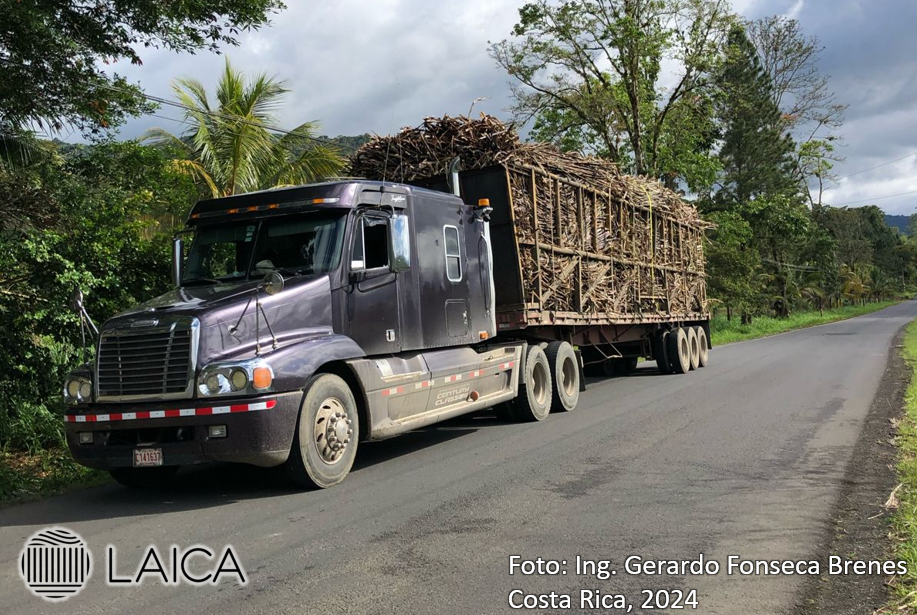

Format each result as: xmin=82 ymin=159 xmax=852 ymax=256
xmin=63 ymin=123 xmax=710 ymax=490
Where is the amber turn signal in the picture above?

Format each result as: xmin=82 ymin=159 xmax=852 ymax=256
xmin=252 ymin=366 xmax=273 ymax=390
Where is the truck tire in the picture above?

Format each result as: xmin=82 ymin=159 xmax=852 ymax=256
xmin=545 ymin=341 xmax=579 ymax=412
xmin=654 ymin=330 xmax=673 ymax=374
xmin=513 ymin=345 xmax=552 ymax=421
xmin=666 ymin=327 xmax=691 ymax=374
xmin=687 ymin=326 xmax=700 ymax=371
xmin=109 ymin=466 xmax=179 ymax=489
xmin=695 ymin=326 xmax=709 ymax=367
xmin=287 ymin=373 xmax=359 ymax=489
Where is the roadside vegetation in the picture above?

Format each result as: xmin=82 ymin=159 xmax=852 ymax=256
xmin=710 ymin=300 xmax=904 ymax=345
xmin=889 ymin=320 xmax=917 ymax=611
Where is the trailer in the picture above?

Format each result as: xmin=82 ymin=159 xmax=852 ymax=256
xmin=61 ymin=116 xmax=710 ymax=490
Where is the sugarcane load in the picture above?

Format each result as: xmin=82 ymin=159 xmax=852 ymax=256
xmin=61 ymin=114 xmax=711 ymax=490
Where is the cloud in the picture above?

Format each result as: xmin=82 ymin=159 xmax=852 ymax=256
xmin=102 ymin=0 xmax=917 ymax=215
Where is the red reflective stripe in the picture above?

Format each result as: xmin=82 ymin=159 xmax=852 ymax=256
xmin=65 ymin=400 xmax=276 ymax=423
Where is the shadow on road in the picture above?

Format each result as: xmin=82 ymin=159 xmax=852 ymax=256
xmin=0 ymin=419 xmax=486 ymax=527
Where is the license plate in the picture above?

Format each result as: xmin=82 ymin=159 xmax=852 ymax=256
xmin=133 ymin=448 xmax=163 ymax=467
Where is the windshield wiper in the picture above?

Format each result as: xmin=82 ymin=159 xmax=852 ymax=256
xmin=271 ymin=267 xmax=312 ymax=277
xmin=181 ymin=277 xmax=223 ymax=286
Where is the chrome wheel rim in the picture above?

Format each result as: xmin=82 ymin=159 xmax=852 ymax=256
xmin=313 ymin=397 xmax=353 ymax=465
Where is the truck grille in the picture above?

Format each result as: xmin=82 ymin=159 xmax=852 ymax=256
xmin=97 ymin=322 xmax=195 ymax=400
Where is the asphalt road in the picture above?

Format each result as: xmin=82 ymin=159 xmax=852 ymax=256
xmin=2 ymin=301 xmax=916 ymax=615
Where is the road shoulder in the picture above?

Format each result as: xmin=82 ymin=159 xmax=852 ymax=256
xmin=796 ymin=327 xmax=907 ymax=614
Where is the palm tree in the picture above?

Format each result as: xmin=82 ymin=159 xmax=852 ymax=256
xmin=144 ymin=59 xmax=343 ymax=197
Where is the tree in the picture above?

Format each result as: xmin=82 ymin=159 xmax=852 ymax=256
xmin=0 ymin=0 xmax=284 ymax=134
xmin=713 ymin=25 xmax=798 ymax=205
xmin=144 ymin=59 xmax=344 ymax=197
xmin=745 ymin=16 xmax=845 ymax=135
xmin=744 ymin=16 xmax=846 ymax=209
xmin=0 ymin=141 xmax=198 ymax=451
xmin=490 ymin=0 xmax=734 ymax=190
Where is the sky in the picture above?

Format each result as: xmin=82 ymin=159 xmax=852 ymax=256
xmin=101 ymin=0 xmax=917 ymax=217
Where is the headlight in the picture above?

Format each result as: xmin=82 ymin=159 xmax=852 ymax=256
xmin=64 ymin=373 xmax=93 ymax=405
xmin=230 ymin=369 xmax=248 ymax=390
xmin=198 ymin=360 xmax=273 ymax=398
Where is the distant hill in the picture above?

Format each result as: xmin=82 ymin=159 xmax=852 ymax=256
xmin=323 ymin=134 xmax=372 ymax=158
xmin=885 ymin=214 xmax=911 ymax=235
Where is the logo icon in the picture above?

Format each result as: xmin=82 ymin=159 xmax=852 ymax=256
xmin=19 ymin=527 xmax=92 ymax=602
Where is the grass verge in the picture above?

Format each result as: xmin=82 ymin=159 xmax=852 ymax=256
xmin=888 ymin=319 xmax=917 ymax=610
xmin=0 ymin=448 xmax=108 ymax=506
xmin=710 ymin=300 xmax=901 ymax=346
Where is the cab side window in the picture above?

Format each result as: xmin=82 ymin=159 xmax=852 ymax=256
xmin=351 ymin=216 xmax=389 ymax=271
xmin=444 ymin=225 xmax=462 ymax=282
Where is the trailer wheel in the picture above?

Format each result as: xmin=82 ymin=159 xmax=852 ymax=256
xmin=287 ymin=373 xmax=360 ymax=489
xmin=654 ymin=330 xmax=673 ymax=374
xmin=109 ymin=466 xmax=179 ymax=489
xmin=687 ymin=326 xmax=700 ymax=371
xmin=695 ymin=326 xmax=709 ymax=367
xmin=513 ymin=345 xmax=552 ymax=421
xmin=666 ymin=328 xmax=691 ymax=374
xmin=545 ymin=341 xmax=579 ymax=412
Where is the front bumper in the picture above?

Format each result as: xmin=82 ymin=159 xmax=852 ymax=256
xmin=64 ymin=391 xmax=302 ymax=470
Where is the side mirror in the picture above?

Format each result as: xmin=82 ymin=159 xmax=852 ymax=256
xmin=171 ymin=236 xmax=184 ymax=287
xmin=349 ymin=270 xmax=367 ymax=285
xmin=261 ymin=271 xmax=284 ymax=295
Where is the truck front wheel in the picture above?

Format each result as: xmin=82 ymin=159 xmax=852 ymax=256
xmin=545 ymin=341 xmax=579 ymax=412
xmin=287 ymin=373 xmax=360 ymax=489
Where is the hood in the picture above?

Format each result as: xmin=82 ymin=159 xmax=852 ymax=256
xmin=104 ymin=275 xmax=336 ymax=364
xmin=117 ymin=280 xmax=263 ymax=317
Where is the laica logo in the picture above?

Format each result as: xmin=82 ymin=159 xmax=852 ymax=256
xmin=19 ymin=527 xmax=92 ymax=602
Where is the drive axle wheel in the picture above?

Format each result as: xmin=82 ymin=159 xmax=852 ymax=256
xmin=545 ymin=341 xmax=579 ymax=412
xmin=666 ymin=327 xmax=691 ymax=374
xmin=512 ymin=345 xmax=553 ymax=421
xmin=287 ymin=373 xmax=359 ymax=489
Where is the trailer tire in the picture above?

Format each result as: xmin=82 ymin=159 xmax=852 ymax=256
xmin=513 ymin=345 xmax=552 ymax=421
xmin=654 ymin=330 xmax=673 ymax=374
xmin=666 ymin=327 xmax=691 ymax=374
xmin=545 ymin=341 xmax=579 ymax=412
xmin=695 ymin=326 xmax=709 ymax=367
xmin=109 ymin=466 xmax=179 ymax=489
xmin=287 ymin=373 xmax=360 ymax=489
xmin=687 ymin=326 xmax=700 ymax=371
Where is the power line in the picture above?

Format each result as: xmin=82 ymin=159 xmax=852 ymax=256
xmin=833 ymin=151 xmax=917 ymax=182
xmin=831 ymin=189 xmax=917 ymax=207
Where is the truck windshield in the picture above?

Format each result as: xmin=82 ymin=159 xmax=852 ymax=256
xmin=183 ymin=212 xmax=347 ymax=284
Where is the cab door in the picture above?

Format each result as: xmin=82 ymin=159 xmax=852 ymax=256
xmin=345 ymin=212 xmax=401 ymax=355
